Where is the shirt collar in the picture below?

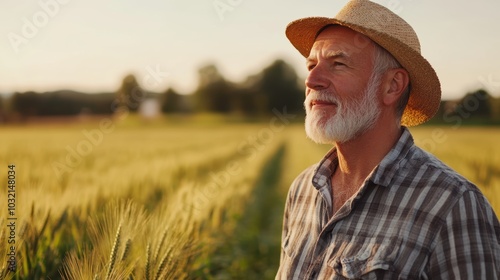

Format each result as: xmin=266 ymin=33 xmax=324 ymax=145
xmin=311 ymin=127 xmax=415 ymax=190
xmin=311 ymin=147 xmax=337 ymax=190
xmin=370 ymin=127 xmax=414 ymax=187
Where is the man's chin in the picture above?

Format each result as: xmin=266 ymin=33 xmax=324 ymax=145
xmin=305 ymin=120 xmax=338 ymax=144
xmin=305 ymin=118 xmax=360 ymax=144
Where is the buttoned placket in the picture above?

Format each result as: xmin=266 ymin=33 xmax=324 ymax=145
xmin=305 ymin=175 xmax=374 ymax=279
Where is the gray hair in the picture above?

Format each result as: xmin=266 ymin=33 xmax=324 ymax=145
xmin=372 ymin=44 xmax=411 ymax=119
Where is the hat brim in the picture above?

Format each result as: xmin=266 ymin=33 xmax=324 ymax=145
xmin=286 ymin=17 xmax=441 ymax=127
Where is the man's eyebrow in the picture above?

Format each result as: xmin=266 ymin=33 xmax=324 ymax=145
xmin=306 ymin=50 xmax=351 ymax=63
xmin=325 ymin=50 xmax=351 ymax=60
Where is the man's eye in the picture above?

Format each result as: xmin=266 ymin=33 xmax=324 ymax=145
xmin=333 ymin=62 xmax=346 ymax=67
xmin=307 ymin=64 xmax=316 ymax=71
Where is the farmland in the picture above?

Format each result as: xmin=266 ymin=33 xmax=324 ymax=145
xmin=0 ymin=117 xmax=499 ymax=279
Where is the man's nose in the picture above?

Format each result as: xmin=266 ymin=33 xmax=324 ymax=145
xmin=305 ymin=65 xmax=329 ymax=90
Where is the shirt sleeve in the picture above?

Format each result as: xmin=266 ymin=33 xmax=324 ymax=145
xmin=275 ymin=183 xmax=292 ymax=280
xmin=428 ymin=189 xmax=500 ymax=279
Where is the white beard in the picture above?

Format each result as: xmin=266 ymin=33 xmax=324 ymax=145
xmin=304 ymin=74 xmax=382 ymax=144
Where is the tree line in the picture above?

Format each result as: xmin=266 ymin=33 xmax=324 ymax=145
xmin=0 ymin=59 xmax=304 ymax=122
xmin=432 ymin=89 xmax=500 ymax=125
xmin=0 ymin=58 xmax=499 ymax=124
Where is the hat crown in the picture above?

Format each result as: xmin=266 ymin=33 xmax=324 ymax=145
xmin=336 ymin=0 xmax=421 ymax=53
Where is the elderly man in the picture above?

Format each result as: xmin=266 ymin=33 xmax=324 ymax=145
xmin=276 ymin=0 xmax=500 ymax=279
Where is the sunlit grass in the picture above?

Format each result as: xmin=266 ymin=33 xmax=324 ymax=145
xmin=0 ymin=120 xmax=498 ymax=279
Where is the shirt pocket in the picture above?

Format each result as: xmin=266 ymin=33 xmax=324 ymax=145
xmin=327 ymin=237 xmax=401 ymax=279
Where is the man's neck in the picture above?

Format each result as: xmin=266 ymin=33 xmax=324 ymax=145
xmin=333 ymin=122 xmax=402 ymax=190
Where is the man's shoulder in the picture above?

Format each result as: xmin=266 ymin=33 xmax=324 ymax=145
xmin=396 ymin=146 xmax=484 ymax=212
xmin=402 ymin=144 xmax=481 ymax=197
xmin=375 ymin=128 xmax=475 ymax=195
xmin=286 ymin=164 xmax=318 ymax=197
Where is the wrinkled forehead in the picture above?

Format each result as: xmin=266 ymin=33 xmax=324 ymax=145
xmin=309 ymin=25 xmax=376 ymax=59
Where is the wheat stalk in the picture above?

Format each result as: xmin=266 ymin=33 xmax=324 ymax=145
xmin=145 ymin=243 xmax=151 ymax=280
xmin=105 ymin=224 xmax=122 ymax=280
xmin=153 ymin=229 xmax=167 ymax=260
xmin=153 ymin=244 xmax=175 ymax=280
xmin=120 ymin=239 xmax=132 ymax=261
xmin=153 ymin=253 xmax=168 ymax=280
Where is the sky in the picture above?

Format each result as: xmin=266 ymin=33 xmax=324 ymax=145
xmin=1 ymin=0 xmax=500 ymax=100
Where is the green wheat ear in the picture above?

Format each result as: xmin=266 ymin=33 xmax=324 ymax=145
xmin=105 ymin=224 xmax=122 ymax=280
xmin=153 ymin=253 xmax=168 ymax=280
xmin=154 ymin=244 xmax=175 ymax=280
xmin=145 ymin=243 xmax=151 ymax=280
xmin=120 ymin=239 xmax=132 ymax=261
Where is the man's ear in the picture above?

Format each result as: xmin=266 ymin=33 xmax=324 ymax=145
xmin=382 ymin=68 xmax=410 ymax=106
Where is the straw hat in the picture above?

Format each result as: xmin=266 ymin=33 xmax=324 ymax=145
xmin=286 ymin=0 xmax=441 ymax=126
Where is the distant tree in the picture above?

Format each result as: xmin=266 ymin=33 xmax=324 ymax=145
xmin=229 ymin=87 xmax=259 ymax=116
xmin=231 ymin=75 xmax=268 ymax=116
xmin=83 ymin=92 xmax=115 ymax=114
xmin=0 ymin=95 xmax=5 ymax=122
xmin=193 ymin=64 xmax=233 ymax=113
xmin=38 ymin=92 xmax=80 ymax=115
xmin=491 ymin=96 xmax=500 ymax=121
xmin=117 ymin=74 xmax=144 ymax=112
xmin=453 ymin=89 xmax=492 ymax=120
xmin=10 ymin=90 xmax=116 ymax=119
xmin=162 ymin=88 xmax=183 ymax=113
xmin=11 ymin=91 xmax=40 ymax=118
xmin=256 ymin=59 xmax=304 ymax=114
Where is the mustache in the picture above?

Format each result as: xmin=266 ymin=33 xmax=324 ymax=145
xmin=304 ymin=90 xmax=339 ymax=108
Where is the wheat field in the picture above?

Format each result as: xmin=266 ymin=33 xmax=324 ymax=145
xmin=0 ymin=118 xmax=498 ymax=279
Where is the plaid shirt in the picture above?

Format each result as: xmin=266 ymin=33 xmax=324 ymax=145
xmin=276 ymin=128 xmax=500 ymax=279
